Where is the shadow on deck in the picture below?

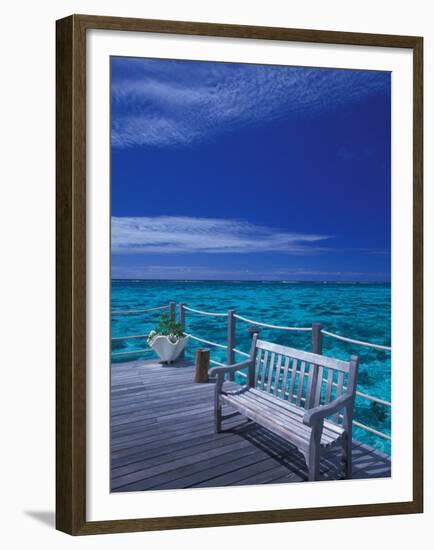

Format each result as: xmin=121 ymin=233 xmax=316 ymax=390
xmin=111 ymin=360 xmax=391 ymax=492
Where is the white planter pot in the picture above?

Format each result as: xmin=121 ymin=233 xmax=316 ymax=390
xmin=149 ymin=335 xmax=189 ymax=363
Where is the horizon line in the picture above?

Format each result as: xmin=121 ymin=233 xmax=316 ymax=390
xmin=111 ymin=278 xmax=391 ymax=284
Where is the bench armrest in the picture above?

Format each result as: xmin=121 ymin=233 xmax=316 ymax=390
xmin=209 ymin=359 xmax=253 ymax=379
xmin=303 ymin=394 xmax=353 ymax=427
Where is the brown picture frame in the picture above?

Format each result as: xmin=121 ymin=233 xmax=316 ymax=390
xmin=56 ymin=14 xmax=423 ymax=535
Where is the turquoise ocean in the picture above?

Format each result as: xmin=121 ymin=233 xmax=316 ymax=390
xmin=111 ymin=280 xmax=391 ymax=454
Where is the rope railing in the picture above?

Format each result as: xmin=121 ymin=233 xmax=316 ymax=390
xmin=234 ymin=313 xmax=312 ymax=332
xmin=111 ymin=301 xmax=391 ymax=443
xmin=356 ymin=390 xmax=391 ymax=407
xmin=321 ymin=330 xmax=391 ymax=351
xmin=112 ymin=348 xmax=153 ymax=357
xmin=188 ymin=334 xmax=228 ymax=350
xmin=110 ymin=303 xmax=391 ymax=351
xmin=183 ymin=305 xmax=228 ymax=317
xmin=112 ymin=333 xmax=149 ymax=341
xmin=353 ymin=421 xmax=391 ymax=441
xmin=209 ymin=359 xmax=226 ymax=367
xmin=233 ymin=348 xmax=250 ymax=358
xmin=111 ymin=305 xmax=169 ymax=315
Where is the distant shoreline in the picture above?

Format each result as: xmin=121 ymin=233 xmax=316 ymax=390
xmin=111 ymin=279 xmax=391 ymax=285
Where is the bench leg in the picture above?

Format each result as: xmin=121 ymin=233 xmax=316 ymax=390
xmin=215 ymin=399 xmax=222 ymax=433
xmin=342 ymin=432 xmax=352 ymax=479
xmin=214 ymin=377 xmax=223 ymax=433
xmin=307 ymin=447 xmax=321 ymax=482
xmin=304 ymin=428 xmax=322 ymax=481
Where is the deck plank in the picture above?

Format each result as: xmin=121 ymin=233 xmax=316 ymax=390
xmin=111 ymin=359 xmax=390 ymax=491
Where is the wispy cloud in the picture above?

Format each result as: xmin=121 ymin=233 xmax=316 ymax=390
xmin=111 ymin=216 xmax=331 ymax=255
xmin=111 ymin=58 xmax=390 ymax=148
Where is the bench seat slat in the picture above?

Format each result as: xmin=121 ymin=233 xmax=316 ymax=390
xmin=280 ymin=355 xmax=290 ymax=397
xmin=222 ymin=394 xmax=314 ymax=450
xmin=260 ymin=351 xmax=269 ymax=390
xmin=287 ymin=358 xmax=298 ymax=404
xmin=221 ymin=396 xmax=339 ymax=449
xmin=243 ymin=393 xmax=343 ymax=445
xmin=273 ymin=354 xmax=283 ymax=396
xmin=255 ymin=348 xmax=263 ymax=383
xmin=296 ymin=361 xmax=306 ymax=407
xmin=334 ymin=371 xmax=345 ymax=422
xmin=246 ymin=389 xmax=344 ymax=437
xmin=232 ymin=395 xmax=340 ymax=446
xmin=266 ymin=353 xmax=276 ymax=393
xmin=325 ymin=367 xmax=334 ymax=404
xmin=221 ymin=389 xmax=343 ymax=448
xmin=314 ymin=365 xmax=324 ymax=406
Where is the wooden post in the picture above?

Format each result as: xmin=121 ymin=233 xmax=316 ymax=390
xmin=179 ymin=303 xmax=186 ymax=359
xmin=248 ymin=324 xmax=262 ymax=340
xmin=169 ymin=301 xmax=176 ymax=321
xmin=195 ymin=348 xmax=209 ymax=383
xmin=308 ymin=324 xmax=323 ymax=410
xmin=311 ymin=323 xmax=323 ymax=354
xmin=227 ymin=310 xmax=236 ymax=381
xmin=248 ymin=330 xmax=260 ymax=387
xmin=179 ymin=303 xmax=186 ymax=330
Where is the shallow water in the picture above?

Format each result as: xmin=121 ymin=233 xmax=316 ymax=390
xmin=111 ymin=280 xmax=391 ymax=454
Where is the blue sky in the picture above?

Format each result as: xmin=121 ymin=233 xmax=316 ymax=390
xmin=111 ymin=57 xmax=391 ymax=282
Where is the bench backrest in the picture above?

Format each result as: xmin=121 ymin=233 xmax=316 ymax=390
xmin=248 ymin=337 xmax=358 ymax=425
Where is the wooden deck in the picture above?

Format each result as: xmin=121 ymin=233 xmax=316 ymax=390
xmin=111 ymin=360 xmax=391 ymax=492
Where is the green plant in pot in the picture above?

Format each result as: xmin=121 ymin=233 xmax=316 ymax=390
xmin=147 ymin=314 xmax=189 ymax=363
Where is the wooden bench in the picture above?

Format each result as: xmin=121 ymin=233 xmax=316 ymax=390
xmin=209 ymin=334 xmax=359 ymax=481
